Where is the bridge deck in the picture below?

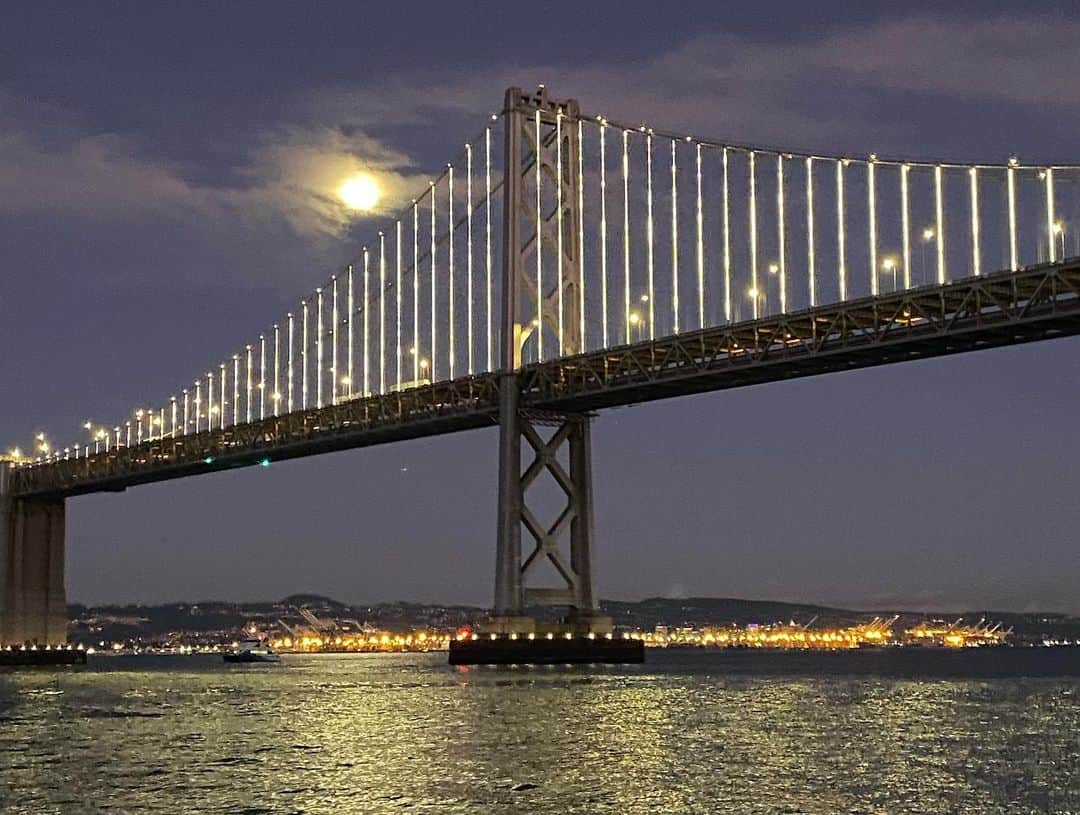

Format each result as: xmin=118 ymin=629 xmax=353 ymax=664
xmin=10 ymin=260 xmax=1080 ymax=499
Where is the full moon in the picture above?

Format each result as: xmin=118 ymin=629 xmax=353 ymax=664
xmin=339 ymin=174 xmax=380 ymax=211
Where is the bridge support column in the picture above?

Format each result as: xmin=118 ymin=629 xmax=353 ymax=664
xmin=0 ymin=462 xmax=68 ymax=647
xmin=488 ymin=410 xmax=611 ymax=635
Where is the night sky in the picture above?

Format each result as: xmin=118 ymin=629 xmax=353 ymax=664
xmin=2 ymin=1 xmax=1078 ymax=613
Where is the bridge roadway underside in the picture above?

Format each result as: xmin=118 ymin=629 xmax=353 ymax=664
xmin=10 ymin=259 xmax=1080 ymax=500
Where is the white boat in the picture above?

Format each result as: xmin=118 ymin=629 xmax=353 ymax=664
xmin=223 ymin=638 xmax=281 ymax=664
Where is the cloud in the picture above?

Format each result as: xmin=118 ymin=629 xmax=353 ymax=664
xmin=0 ymin=94 xmax=427 ymax=238
xmin=308 ymin=13 xmax=1080 ymax=155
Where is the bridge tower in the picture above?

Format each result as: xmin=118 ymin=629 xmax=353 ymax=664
xmin=0 ymin=461 xmax=68 ymax=647
xmin=488 ymin=87 xmax=611 ymax=636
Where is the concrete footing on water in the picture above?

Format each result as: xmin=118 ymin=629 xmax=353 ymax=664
xmin=449 ymin=634 xmax=644 ymax=665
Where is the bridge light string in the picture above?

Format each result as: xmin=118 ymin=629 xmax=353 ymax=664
xmin=446 ymin=168 xmax=454 ymax=380
xmin=646 ymin=130 xmax=655 ymax=339
xmin=1007 ymin=159 xmax=1019 ymax=271
xmin=670 ymin=138 xmax=680 ymax=333
xmin=969 ymin=167 xmax=981 ymax=276
xmin=599 ymin=119 xmax=610 ymax=347
xmin=695 ymin=142 xmax=704 ymax=329
xmin=556 ymin=110 xmax=564 ymax=356
xmin=206 ymin=372 xmax=214 ymax=433
xmin=805 ymin=157 xmax=815 ymax=307
xmin=1045 ymin=167 xmax=1056 ymax=263
xmin=287 ymin=312 xmax=295 ymax=412
xmin=274 ymin=322 xmax=282 ymax=415
xmin=316 ymin=287 xmax=324 ymax=408
xmin=259 ymin=335 xmax=266 ymax=421
xmin=396 ymin=220 xmax=403 ymax=387
xmin=836 ymin=160 xmax=847 ymax=301
xmin=220 ymin=363 xmax=227 ymax=431
xmin=622 ymin=128 xmax=631 ymax=344
xmin=301 ymin=300 xmax=309 ymax=410
xmin=413 ymin=201 xmax=420 ymax=382
xmin=466 ymin=144 xmax=474 ymax=374
xmin=723 ymin=147 xmax=731 ymax=321
xmin=777 ymin=153 xmax=787 ymax=312
xmin=379 ymin=231 xmax=387 ymax=393
xmin=363 ymin=248 xmax=370 ymax=396
xmin=182 ymin=389 xmax=190 ymax=435
xmin=431 ymin=183 xmax=437 ymax=378
xmin=868 ymin=156 xmax=878 ymax=296
xmin=331 ymin=276 xmax=338 ymax=403
xmin=485 ymin=126 xmax=493 ymax=373
xmin=535 ymin=109 xmax=543 ymax=361
xmin=934 ymin=165 xmax=946 ymax=283
xmin=245 ymin=345 xmax=253 ymax=424
xmin=347 ymin=265 xmax=354 ymax=398
xmin=901 ymin=164 xmax=912 ymax=289
xmin=749 ymin=150 xmax=759 ymax=318
xmin=196 ymin=380 xmax=203 ymax=433
xmin=233 ymin=354 xmax=240 ymax=427
xmin=578 ymin=119 xmax=586 ymax=351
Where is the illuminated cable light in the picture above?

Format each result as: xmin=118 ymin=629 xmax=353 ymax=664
xmin=220 ymin=363 xmax=227 ymax=430
xmin=259 ymin=335 xmax=266 ymax=420
xmin=969 ymin=166 xmax=981 ymax=276
xmin=577 ymin=118 xmax=586 ymax=351
xmin=556 ymin=110 xmax=564 ymax=355
xmin=430 ymin=183 xmax=437 ymax=379
xmin=806 ymin=157 xmax=816 ymax=307
xmin=273 ymin=322 xmax=281 ymax=415
xmin=695 ymin=143 xmax=704 ymax=329
xmin=670 ymin=138 xmax=680 ymax=333
xmin=245 ymin=345 xmax=253 ymax=424
xmin=379 ymin=231 xmax=387 ymax=393
xmin=413 ymin=201 xmax=420 ymax=382
xmin=1007 ymin=158 xmax=1019 ymax=271
xmin=622 ymin=129 xmax=631 ymax=343
xmin=535 ymin=109 xmax=543 ymax=360
xmin=315 ymin=287 xmax=324 ymax=408
xmin=300 ymin=300 xmax=311 ymax=410
xmin=777 ymin=153 xmax=787 ymax=312
xmin=1045 ymin=167 xmax=1056 ymax=263
xmin=901 ymin=164 xmax=912 ymax=289
xmin=331 ymin=276 xmax=338 ymax=403
xmin=287 ymin=312 xmax=295 ymax=412
xmin=466 ymin=144 xmax=474 ymax=374
xmin=723 ymin=147 xmax=731 ymax=321
xmin=446 ymin=167 xmax=454 ymax=380
xmin=347 ymin=265 xmax=354 ymax=398
xmin=396 ymin=220 xmax=403 ymax=387
xmin=195 ymin=381 xmax=202 ymax=432
xmin=206 ymin=373 xmax=214 ymax=432
xmin=934 ymin=165 xmax=946 ymax=283
xmin=836 ymin=160 xmax=847 ymax=301
xmin=868 ymin=156 xmax=878 ymax=296
xmin=599 ymin=120 xmax=609 ymax=347
xmin=484 ymin=127 xmax=493 ymax=372
xmin=232 ymin=354 xmax=240 ymax=427
xmin=363 ymin=248 xmax=370 ymax=396
xmin=646 ymin=131 xmax=655 ymax=338
xmin=749 ymin=150 xmax=759 ymax=318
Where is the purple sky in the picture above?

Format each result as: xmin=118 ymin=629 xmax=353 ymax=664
xmin=2 ymin=1 xmax=1079 ymax=612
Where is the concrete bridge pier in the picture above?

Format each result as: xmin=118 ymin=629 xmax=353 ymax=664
xmin=0 ymin=462 xmax=68 ymax=647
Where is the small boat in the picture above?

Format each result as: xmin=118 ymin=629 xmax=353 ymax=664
xmin=223 ymin=638 xmax=281 ymax=664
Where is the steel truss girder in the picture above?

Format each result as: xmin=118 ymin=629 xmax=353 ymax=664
xmin=518 ymin=260 xmax=1080 ymax=412
xmin=11 ymin=261 xmax=1080 ymax=500
xmin=11 ymin=376 xmax=502 ymax=499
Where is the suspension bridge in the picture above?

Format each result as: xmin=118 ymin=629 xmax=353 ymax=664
xmin=3 ymin=87 xmax=1079 ymax=656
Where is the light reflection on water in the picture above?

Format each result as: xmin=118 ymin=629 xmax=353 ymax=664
xmin=0 ymin=652 xmax=1077 ymax=814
